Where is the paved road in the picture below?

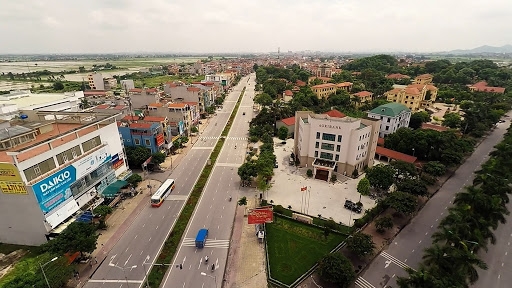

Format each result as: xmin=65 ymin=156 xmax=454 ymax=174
xmin=354 ymin=117 xmax=512 ymax=288
xmin=84 ymin=75 xmax=252 ymax=288
xmin=160 ymin=76 xmax=256 ymax=288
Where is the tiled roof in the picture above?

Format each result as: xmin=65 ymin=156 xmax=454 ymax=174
xmin=113 ymin=105 xmax=125 ymax=110
xmin=377 ymin=138 xmax=385 ymax=146
xmin=129 ymin=88 xmax=143 ymax=93
xmin=284 ymin=90 xmax=293 ymax=96
xmin=129 ymin=123 xmax=153 ymax=129
xmin=296 ymin=80 xmax=306 ymax=87
xmin=149 ymin=103 xmax=163 ymax=107
xmin=336 ymin=82 xmax=353 ymax=87
xmin=312 ymin=83 xmax=336 ymax=89
xmin=142 ymin=116 xmax=166 ymax=122
xmin=168 ymin=103 xmax=188 ymax=108
xmin=95 ymin=104 xmax=109 ymax=109
xmin=352 ymin=91 xmax=373 ymax=97
xmin=421 ymin=123 xmax=448 ymax=132
xmin=187 ymin=87 xmax=201 ymax=92
xmin=370 ymin=103 xmax=410 ymax=117
xmin=182 ymin=101 xmax=198 ymax=106
xmin=84 ymin=90 xmax=107 ymax=95
xmin=415 ymin=74 xmax=433 ymax=79
xmin=324 ymin=109 xmax=346 ymax=118
xmin=386 ymin=73 xmax=410 ymax=79
xmin=280 ymin=116 xmax=295 ymax=126
xmin=404 ymin=87 xmax=421 ymax=95
xmin=122 ymin=115 xmax=139 ymax=121
xmin=146 ymin=88 xmax=158 ymax=93
xmin=376 ymin=146 xmax=417 ymax=164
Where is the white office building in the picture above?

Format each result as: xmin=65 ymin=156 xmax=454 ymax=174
xmin=367 ymin=103 xmax=411 ymax=138
xmin=0 ymin=110 xmax=130 ymax=245
xmin=293 ymin=111 xmax=380 ymax=181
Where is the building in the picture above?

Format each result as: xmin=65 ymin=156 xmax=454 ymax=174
xmin=88 ymin=73 xmax=105 ymax=90
xmin=103 ymin=78 xmax=118 ymax=90
xmin=413 ymin=74 xmax=434 ymax=85
xmin=120 ymin=80 xmax=135 ymax=91
xmin=276 ymin=116 xmax=295 ymax=137
xmin=314 ymin=64 xmax=334 ymax=78
xmin=351 ymin=91 xmax=373 ymax=105
xmin=367 ymin=103 xmax=411 ymax=138
xmin=336 ymin=82 xmax=353 ymax=92
xmin=0 ymin=110 xmax=129 ymax=245
xmin=385 ymin=83 xmax=438 ymax=111
xmin=118 ymin=119 xmax=166 ymax=154
xmin=147 ymin=102 xmax=198 ymax=136
xmin=282 ymin=90 xmax=294 ymax=102
xmin=163 ymin=83 xmax=211 ymax=112
xmin=293 ymin=111 xmax=380 ymax=180
xmin=467 ymin=81 xmax=506 ymax=94
xmin=386 ymin=73 xmax=411 ymax=81
xmin=311 ymin=83 xmax=337 ymax=99
xmin=308 ymin=76 xmax=332 ymax=84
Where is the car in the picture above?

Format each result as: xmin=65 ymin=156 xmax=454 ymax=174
xmin=281 ymin=141 xmax=286 ymax=145
xmin=499 ymin=120 xmax=506 ymax=123
xmin=243 ymin=112 xmax=246 ymax=115
xmin=344 ymin=200 xmax=362 ymax=213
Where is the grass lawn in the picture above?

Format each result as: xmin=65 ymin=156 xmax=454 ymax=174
xmin=266 ymin=215 xmax=347 ymax=285
xmin=134 ymin=75 xmax=205 ymax=88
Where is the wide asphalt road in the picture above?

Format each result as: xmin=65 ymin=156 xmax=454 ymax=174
xmin=160 ymin=75 xmax=256 ymax=288
xmin=355 ymin=115 xmax=512 ymax=288
xmin=84 ymin=76 xmax=251 ymax=288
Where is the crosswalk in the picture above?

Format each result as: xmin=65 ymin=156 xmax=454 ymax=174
xmin=354 ymin=277 xmax=375 ymax=288
xmin=182 ymin=238 xmax=230 ymax=249
xmin=380 ymin=251 xmax=415 ymax=271
xmin=199 ymin=136 xmax=248 ymax=141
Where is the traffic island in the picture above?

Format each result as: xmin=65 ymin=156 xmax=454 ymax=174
xmin=147 ymin=87 xmax=246 ymax=286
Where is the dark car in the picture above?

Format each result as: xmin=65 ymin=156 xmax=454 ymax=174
xmin=344 ymin=200 xmax=362 ymax=213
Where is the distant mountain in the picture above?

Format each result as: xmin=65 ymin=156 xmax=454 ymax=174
xmin=445 ymin=45 xmax=512 ymax=54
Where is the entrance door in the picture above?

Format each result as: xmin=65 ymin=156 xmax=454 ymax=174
xmin=315 ymin=169 xmax=329 ymax=181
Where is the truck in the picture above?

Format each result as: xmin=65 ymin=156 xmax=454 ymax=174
xmin=195 ymin=228 xmax=209 ymax=248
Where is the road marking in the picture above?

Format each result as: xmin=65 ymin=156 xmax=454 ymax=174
xmin=182 ymin=238 xmax=230 ymax=249
xmin=140 ymin=251 xmax=143 ymax=255
xmin=149 ymin=237 xmax=151 ymax=242
xmin=125 ymin=247 xmax=129 ymax=252
xmin=419 ymin=240 xmax=422 ymax=244
xmin=134 ymin=235 xmax=138 ymax=239
xmin=149 ymin=214 xmax=152 ymax=218
xmin=498 ymin=274 xmax=501 ymax=279
xmin=88 ymin=280 xmax=143 ymax=283
xmin=163 ymin=215 xmax=165 ymax=219
xmin=506 ymin=252 xmax=508 ymax=256
xmin=412 ymin=249 xmax=415 ymax=253
xmin=502 ymin=263 xmax=504 ymax=267
xmin=156 ymin=226 xmax=159 ymax=230
xmin=425 ymin=232 xmax=428 ymax=235
xmin=354 ymin=276 xmax=376 ymax=288
xmin=436 ymin=218 xmax=438 ymax=222
xmin=142 ymin=223 xmax=145 ymax=228
xmin=430 ymin=225 xmax=434 ymax=228
xmin=384 ymin=260 xmax=392 ymax=268
xmin=124 ymin=254 xmax=132 ymax=266
xmin=380 ymin=252 xmax=415 ymax=271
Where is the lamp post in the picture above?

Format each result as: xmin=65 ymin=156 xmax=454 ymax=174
xmin=108 ymin=262 xmax=137 ymax=288
xmin=40 ymin=257 xmax=58 ymax=288
xmin=200 ymin=272 xmax=217 ymax=287
xmin=142 ymin=256 xmax=151 ymax=288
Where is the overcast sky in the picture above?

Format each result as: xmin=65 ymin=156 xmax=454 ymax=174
xmin=1 ymin=0 xmax=511 ymax=54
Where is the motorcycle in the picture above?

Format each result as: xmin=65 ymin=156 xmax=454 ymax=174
xmin=205 ymin=256 xmax=208 ymax=264
xmin=211 ymin=264 xmax=215 ymax=271
xmin=229 ymin=196 xmax=232 ymax=202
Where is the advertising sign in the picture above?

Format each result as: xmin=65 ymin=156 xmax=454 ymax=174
xmin=0 ymin=163 xmax=27 ymax=194
xmin=32 ymin=148 xmax=112 ymax=214
xmin=248 ymin=208 xmax=274 ymax=224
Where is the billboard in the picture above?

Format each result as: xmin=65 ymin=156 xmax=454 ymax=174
xmin=32 ymin=148 xmax=112 ymax=214
xmin=0 ymin=163 xmax=27 ymax=194
xmin=248 ymin=208 xmax=273 ymax=224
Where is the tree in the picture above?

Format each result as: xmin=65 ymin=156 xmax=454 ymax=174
xmin=423 ymin=161 xmax=446 ymax=177
xmin=277 ymin=126 xmax=288 ymax=140
xmin=44 ymin=222 xmax=98 ymax=257
xmin=396 ymin=178 xmax=428 ymax=196
xmin=127 ymin=174 xmax=142 ymax=186
xmin=356 ymin=177 xmax=370 ymax=202
xmin=151 ymin=152 xmax=166 ymax=165
xmin=318 ymin=253 xmax=355 ymax=288
xmin=93 ymin=205 xmax=113 ymax=217
xmin=365 ymin=164 xmax=395 ymax=191
xmin=238 ymin=162 xmax=258 ymax=186
xmin=386 ymin=191 xmax=418 ymax=215
xmin=307 ymin=169 xmax=313 ymax=177
xmin=126 ymin=146 xmax=152 ymax=167
xmin=238 ymin=196 xmax=247 ymax=206
xmin=79 ymin=98 xmax=91 ymax=109
xmin=442 ymin=112 xmax=462 ymax=128
xmin=191 ymin=126 xmax=199 ymax=133
xmin=409 ymin=111 xmax=430 ymax=129
xmin=390 ymin=160 xmax=418 ymax=182
xmin=254 ymin=92 xmax=273 ymax=106
xmin=375 ymin=216 xmax=394 ymax=233
xmin=346 ymin=233 xmax=375 ymax=258
xmin=53 ymin=81 xmax=64 ymax=90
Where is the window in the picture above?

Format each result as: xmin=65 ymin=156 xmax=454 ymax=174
xmin=336 ymin=145 xmax=340 ymax=152
xmin=335 ymin=155 xmax=339 ymax=161
xmin=134 ymin=138 xmax=141 ymax=145
xmin=387 ymin=118 xmax=390 ymax=122
xmin=316 ymin=132 xmax=320 ymax=139
xmin=320 ymin=152 xmax=333 ymax=160
xmin=321 ymin=143 xmax=334 ymax=151
xmin=145 ymin=139 xmax=151 ymax=146
xmin=385 ymin=126 xmax=389 ymax=131
xmin=82 ymin=136 xmax=101 ymax=152
xmin=314 ymin=151 xmax=318 ymax=157
xmin=24 ymin=158 xmax=56 ymax=182
xmin=56 ymin=145 xmax=82 ymax=165
xmin=337 ymin=135 xmax=342 ymax=142
xmin=322 ymin=133 xmax=335 ymax=141
xmin=315 ymin=142 xmax=319 ymax=148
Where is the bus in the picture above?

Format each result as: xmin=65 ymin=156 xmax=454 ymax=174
xmin=151 ymin=179 xmax=176 ymax=207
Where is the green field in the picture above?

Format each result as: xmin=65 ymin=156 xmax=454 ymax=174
xmin=133 ymin=75 xmax=205 ymax=88
xmin=266 ymin=215 xmax=347 ymax=285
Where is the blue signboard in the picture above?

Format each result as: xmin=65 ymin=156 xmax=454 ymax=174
xmin=32 ymin=165 xmax=76 ymax=214
xmin=178 ymin=121 xmax=185 ymax=135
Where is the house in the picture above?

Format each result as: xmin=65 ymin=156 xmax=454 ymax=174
xmin=282 ymin=90 xmax=294 ymax=102
xmin=311 ymin=83 xmax=337 ymax=99
xmin=87 ymin=72 xmax=104 ymax=90
xmin=293 ymin=111 xmax=380 ymax=180
xmin=385 ymin=83 xmax=438 ymax=111
xmin=163 ymin=83 xmax=210 ymax=112
xmin=308 ymin=76 xmax=332 ymax=84
xmin=118 ymin=121 xmax=165 ymax=153
xmin=386 ymin=73 xmax=411 ymax=80
xmin=276 ymin=116 xmax=295 ymax=137
xmin=351 ymin=91 xmax=373 ymax=105
xmin=467 ymin=81 xmax=506 ymax=94
xmin=413 ymin=74 xmax=434 ymax=85
xmin=367 ymin=103 xmax=411 ymax=138
xmin=336 ymin=82 xmax=353 ymax=92
xmin=103 ymin=78 xmax=117 ymax=90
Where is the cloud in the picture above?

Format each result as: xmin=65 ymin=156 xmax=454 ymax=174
xmin=0 ymin=0 xmax=511 ymax=53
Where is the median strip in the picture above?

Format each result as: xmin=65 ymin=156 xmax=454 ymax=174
xmin=147 ymin=87 xmax=246 ymax=286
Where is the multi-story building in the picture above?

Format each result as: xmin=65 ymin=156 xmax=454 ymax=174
xmin=0 ymin=110 xmax=129 ymax=245
xmin=314 ymin=64 xmax=334 ymax=78
xmin=367 ymin=103 xmax=411 ymax=138
xmin=467 ymin=81 xmax=506 ymax=94
xmin=351 ymin=91 xmax=373 ymax=105
xmin=103 ymin=78 xmax=118 ymax=90
xmin=385 ymin=83 xmax=438 ymax=111
xmin=163 ymin=83 xmax=210 ymax=112
xmin=120 ymin=80 xmax=135 ymax=91
xmin=118 ymin=118 xmax=165 ymax=154
xmin=88 ymin=72 xmax=105 ymax=90
xmin=147 ymin=102 xmax=198 ymax=136
xmin=413 ymin=74 xmax=434 ymax=85
xmin=311 ymin=83 xmax=337 ymax=99
xmin=293 ymin=111 xmax=380 ymax=180
xmin=336 ymin=82 xmax=353 ymax=92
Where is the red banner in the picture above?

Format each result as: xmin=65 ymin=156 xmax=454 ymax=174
xmin=248 ymin=208 xmax=273 ymax=224
xmin=156 ymin=133 xmax=165 ymax=146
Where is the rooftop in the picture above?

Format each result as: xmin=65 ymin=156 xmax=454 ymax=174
xmin=370 ymin=103 xmax=410 ymax=117
xmin=280 ymin=116 xmax=295 ymax=126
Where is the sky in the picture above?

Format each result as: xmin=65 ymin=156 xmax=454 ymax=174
xmin=1 ymin=0 xmax=512 ymax=54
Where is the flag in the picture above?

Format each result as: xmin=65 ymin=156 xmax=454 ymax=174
xmin=300 ymin=186 xmax=307 ymax=192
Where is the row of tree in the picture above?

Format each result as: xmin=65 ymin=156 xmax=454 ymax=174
xmin=397 ymin=125 xmax=512 ymax=287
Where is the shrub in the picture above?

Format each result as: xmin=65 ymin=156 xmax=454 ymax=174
xmin=307 ymin=169 xmax=313 ymax=177
xmin=127 ymin=174 xmax=143 ymax=187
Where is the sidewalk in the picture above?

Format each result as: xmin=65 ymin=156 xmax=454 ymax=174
xmin=224 ymin=198 xmax=267 ymax=288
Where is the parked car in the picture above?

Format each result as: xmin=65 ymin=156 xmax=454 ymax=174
xmin=344 ymin=200 xmax=362 ymax=213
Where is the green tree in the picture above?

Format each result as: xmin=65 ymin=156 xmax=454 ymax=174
xmin=238 ymin=162 xmax=258 ymax=186
xmin=53 ymin=81 xmax=65 ymax=90
xmin=307 ymin=169 xmax=313 ymax=177
xmin=238 ymin=196 xmax=248 ymax=206
xmin=375 ymin=216 xmax=394 ymax=233
xmin=151 ymin=152 xmax=166 ymax=165
xmin=442 ymin=112 xmax=462 ymax=128
xmin=346 ymin=232 xmax=375 ymax=258
xmin=386 ymin=191 xmax=418 ymax=215
xmin=390 ymin=160 xmax=418 ymax=181
xmin=277 ymin=126 xmax=288 ymax=140
xmin=318 ymin=253 xmax=355 ymax=288
xmin=191 ymin=126 xmax=199 ymax=133
xmin=43 ymin=222 xmax=98 ymax=257
xmin=126 ymin=173 xmax=142 ymax=186
xmin=93 ymin=205 xmax=113 ymax=217
xmin=356 ymin=177 xmax=370 ymax=202
xmin=423 ymin=161 xmax=446 ymax=177
xmin=396 ymin=178 xmax=428 ymax=196
xmin=409 ymin=111 xmax=430 ymax=129
xmin=254 ymin=92 xmax=273 ymax=106
xmin=126 ymin=146 xmax=152 ymax=167
xmin=365 ymin=164 xmax=395 ymax=191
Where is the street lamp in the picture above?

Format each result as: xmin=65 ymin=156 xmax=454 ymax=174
xmin=40 ymin=256 xmax=58 ymax=288
xmin=108 ymin=262 xmax=137 ymax=288
xmin=142 ymin=256 xmax=151 ymax=288
xmin=200 ymin=272 xmax=217 ymax=287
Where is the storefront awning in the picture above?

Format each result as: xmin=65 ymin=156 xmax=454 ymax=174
xmin=102 ymin=180 xmax=129 ymax=197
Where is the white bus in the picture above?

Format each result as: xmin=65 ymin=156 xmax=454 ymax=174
xmin=151 ymin=179 xmax=176 ymax=207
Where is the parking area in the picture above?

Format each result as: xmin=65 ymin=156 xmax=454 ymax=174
xmin=267 ymin=138 xmax=378 ymax=226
